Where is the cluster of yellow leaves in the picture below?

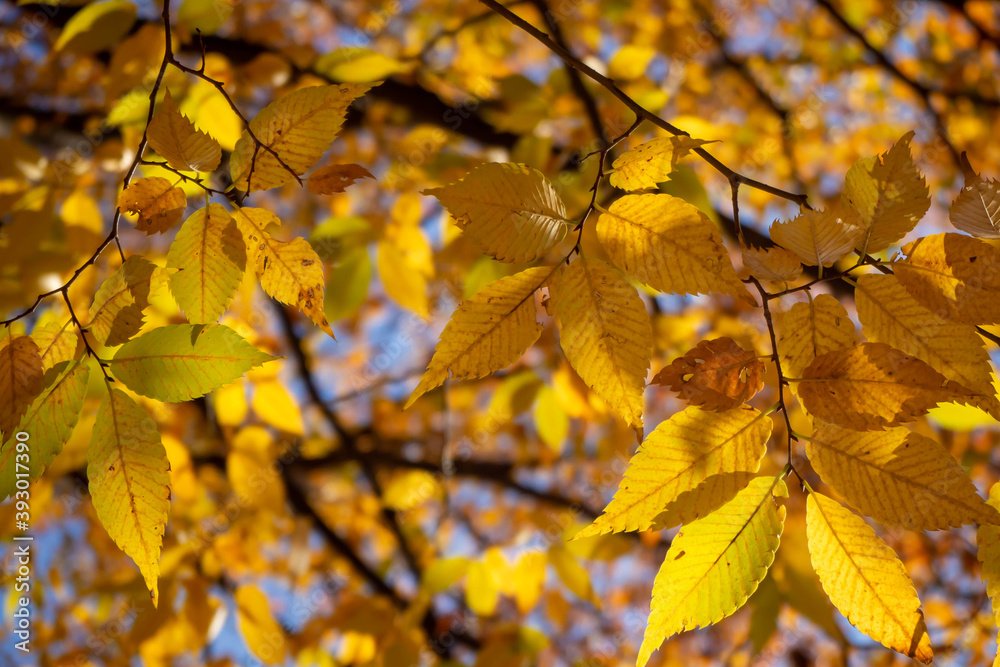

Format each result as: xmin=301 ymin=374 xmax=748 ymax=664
xmin=405 ymin=131 xmax=1000 ymax=666
xmin=0 ymin=80 xmax=373 ymax=607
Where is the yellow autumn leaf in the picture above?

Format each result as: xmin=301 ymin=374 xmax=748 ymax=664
xmin=377 ymin=239 xmax=430 ymax=320
xmin=607 ymin=44 xmax=657 ymax=81
xmin=212 ymin=380 xmax=248 ymax=427
xmin=740 ymin=245 xmax=803 ymax=284
xmin=382 ymin=469 xmax=442 ymax=510
xmin=0 ymin=333 xmax=43 ymax=440
xmin=796 ymin=342 xmax=976 ymax=430
xmin=976 ymin=483 xmax=1000 ymax=666
xmin=512 ymin=551 xmax=546 ymax=613
xmin=534 ymin=385 xmax=569 ymax=452
xmin=769 ymin=206 xmax=864 ymax=267
xmin=88 ymin=388 xmax=170 ymax=607
xmin=842 ymin=131 xmax=930 ymax=255
xmin=596 ymin=193 xmax=751 ymax=301
xmin=119 ymin=177 xmax=187 ymax=235
xmin=147 ymin=90 xmax=222 ymax=173
xmin=548 ymin=545 xmax=595 ymax=604
xmin=54 ymin=0 xmax=137 ymax=53
xmin=228 ymin=426 xmax=285 ymax=510
xmin=166 ymin=204 xmax=247 ymax=325
xmin=608 ymin=136 xmax=714 ymax=191
xmin=31 ymin=318 xmax=79 ymax=371
xmin=0 ymin=360 xmax=88 ymax=501
xmin=638 ymin=476 xmax=786 ymax=667
xmin=235 ymin=585 xmax=288 ymax=665
xmin=775 ymin=294 xmax=857 ymax=380
xmin=466 ymin=558 xmax=501 ymax=616
xmin=252 ymin=380 xmax=304 ymax=435
xmin=806 ymin=492 xmax=933 ymax=663
xmin=805 ymin=422 xmax=1000 ymax=530
xmin=88 ymin=256 xmax=158 ymax=347
xmin=855 ymin=272 xmax=1000 ymax=417
xmin=576 ymin=405 xmax=771 ymax=537
xmin=230 ymin=84 xmax=371 ymax=191
xmin=405 ymin=266 xmax=549 ymax=408
xmin=424 ymin=162 xmax=569 ymax=263
xmin=548 ymin=255 xmax=652 ymax=430
xmin=314 ymin=47 xmax=407 ymax=83
xmin=950 ymin=152 xmax=1000 ymax=238
xmin=652 ymin=471 xmax=757 ymax=530
xmin=895 ymin=232 xmax=1000 ymax=325
xmin=233 ymin=207 xmax=333 ymax=336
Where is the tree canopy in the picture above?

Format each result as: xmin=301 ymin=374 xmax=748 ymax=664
xmin=2 ymin=0 xmax=1000 ymax=665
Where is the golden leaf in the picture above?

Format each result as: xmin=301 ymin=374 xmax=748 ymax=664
xmin=806 ymin=492 xmax=933 ymax=663
xmin=119 ymin=176 xmax=186 ymax=235
xmin=147 ymin=90 xmax=222 ymax=173
xmin=769 ymin=206 xmax=864 ymax=267
xmin=842 ymin=131 xmax=930 ymax=255
xmin=796 ymin=342 xmax=975 ymax=430
xmin=638 ymin=476 xmax=786 ymax=666
xmin=405 ymin=267 xmax=550 ymax=408
xmin=425 ymin=162 xmax=569 ymax=263
xmin=230 ymin=84 xmax=371 ymax=191
xmin=596 ymin=193 xmax=752 ymax=301
xmin=548 ymin=255 xmax=652 ymax=430
xmin=576 ymin=405 xmax=771 ymax=537
xmin=608 ymin=136 xmax=715 ymax=191
xmin=805 ymin=423 xmax=1000 ymax=530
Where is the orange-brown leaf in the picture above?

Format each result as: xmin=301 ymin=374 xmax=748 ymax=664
xmin=652 ymin=338 xmax=765 ymax=411
xmin=118 ymin=176 xmax=186 ymax=235
xmin=307 ymin=163 xmax=374 ymax=194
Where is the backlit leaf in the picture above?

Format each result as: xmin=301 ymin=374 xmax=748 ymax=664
xmin=425 ymin=162 xmax=569 ymax=263
xmin=230 ymin=84 xmax=371 ymax=191
xmin=548 ymin=255 xmax=652 ymax=430
xmin=608 ymin=136 xmax=714 ymax=191
xmin=0 ymin=334 xmax=44 ymax=440
xmin=796 ymin=342 xmax=975 ymax=430
xmin=110 ymin=324 xmax=275 ymax=402
xmin=0 ymin=359 xmax=88 ymax=501
xmin=147 ymin=91 xmax=222 ymax=173
xmin=88 ymin=388 xmax=170 ymax=607
xmin=595 ymin=193 xmax=751 ymax=301
xmin=950 ymin=152 xmax=1000 ymax=238
xmin=54 ymin=0 xmax=137 ymax=53
xmin=895 ymin=232 xmax=1000 ymax=325
xmin=406 ymin=266 xmax=549 ymax=408
xmin=166 ymin=204 xmax=247 ymax=324
xmin=805 ymin=423 xmax=1000 ymax=530
xmin=769 ymin=206 xmax=864 ymax=267
xmin=806 ymin=492 xmax=933 ymax=663
xmin=842 ymin=131 xmax=930 ymax=254
xmin=740 ymin=245 xmax=803 ymax=283
xmin=651 ymin=337 xmax=765 ymax=411
xmin=638 ymin=476 xmax=786 ymax=667
xmin=775 ymin=294 xmax=857 ymax=380
xmin=235 ymin=585 xmax=288 ymax=664
xmin=88 ymin=256 xmax=158 ymax=346
xmin=855 ymin=272 xmax=999 ymax=417
xmin=119 ymin=177 xmax=186 ymax=235
xmin=576 ymin=405 xmax=771 ymax=537
xmin=307 ymin=163 xmax=375 ymax=194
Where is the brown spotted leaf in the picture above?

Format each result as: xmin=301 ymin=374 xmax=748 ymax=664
xmin=652 ymin=338 xmax=765 ymax=411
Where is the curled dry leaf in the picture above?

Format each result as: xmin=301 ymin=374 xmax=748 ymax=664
xmin=652 ymin=337 xmax=765 ymax=411
xmin=307 ymin=163 xmax=375 ymax=194
xmin=118 ymin=176 xmax=186 ymax=235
